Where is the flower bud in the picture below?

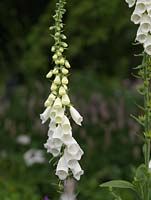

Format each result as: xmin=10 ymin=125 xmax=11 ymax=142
xmin=62 ymin=76 xmax=69 ymax=84
xmin=61 ymin=42 xmax=68 ymax=48
xmin=65 ymin=60 xmax=71 ymax=68
xmin=53 ymin=68 xmax=59 ymax=75
xmin=54 ymin=75 xmax=61 ymax=84
xmin=52 ymin=90 xmax=57 ymax=95
xmin=46 ymin=70 xmax=53 ymax=78
xmin=57 ymin=51 xmax=62 ymax=57
xmin=55 ymin=59 xmax=60 ymax=65
xmin=48 ymin=93 xmax=56 ymax=101
xmin=51 ymin=83 xmax=57 ymax=91
xmin=52 ymin=54 xmax=58 ymax=61
xmin=61 ymin=34 xmax=67 ymax=40
xmin=55 ymin=32 xmax=60 ymax=37
xmin=49 ymin=26 xmax=55 ymax=30
xmin=59 ymin=86 xmax=66 ymax=96
xmin=62 ymin=68 xmax=69 ymax=75
xmin=59 ymin=47 xmax=64 ymax=52
xmin=62 ymin=94 xmax=70 ymax=105
xmin=59 ymin=58 xmax=65 ymax=65
xmin=63 ymin=84 xmax=68 ymax=90
xmin=51 ymin=46 xmax=56 ymax=52
xmin=70 ymin=106 xmax=83 ymax=126
xmin=53 ymin=97 xmax=62 ymax=109
xmin=44 ymin=100 xmax=51 ymax=107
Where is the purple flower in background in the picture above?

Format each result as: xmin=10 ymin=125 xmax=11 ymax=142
xmin=44 ymin=196 xmax=49 ymax=200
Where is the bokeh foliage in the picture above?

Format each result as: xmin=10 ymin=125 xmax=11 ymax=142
xmin=0 ymin=0 xmax=145 ymax=199
xmin=0 ymin=0 xmax=142 ymax=80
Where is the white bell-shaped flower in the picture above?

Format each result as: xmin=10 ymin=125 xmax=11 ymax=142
xmin=131 ymin=10 xmax=142 ymax=24
xmin=64 ymin=148 xmax=84 ymax=168
xmin=67 ymin=138 xmax=81 ymax=155
xmin=53 ymin=97 xmax=62 ymax=109
xmin=51 ymin=147 xmax=61 ymax=157
xmin=71 ymin=161 xmax=84 ymax=181
xmin=62 ymin=115 xmax=72 ymax=132
xmin=50 ymin=108 xmax=56 ymax=119
xmin=61 ymin=134 xmax=73 ymax=145
xmin=56 ymin=156 xmax=68 ymax=180
xmin=135 ymin=1 xmax=146 ymax=14
xmin=125 ymin=0 xmax=136 ymax=8
xmin=136 ymin=26 xmax=147 ymax=43
xmin=140 ymin=14 xmax=151 ymax=33
xmin=55 ymin=108 xmax=65 ymax=124
xmin=49 ymin=120 xmax=56 ymax=129
xmin=44 ymin=138 xmax=61 ymax=157
xmin=147 ymin=3 xmax=151 ymax=17
xmin=40 ymin=107 xmax=51 ymax=124
xmin=70 ymin=106 xmax=83 ymax=126
xmin=48 ymin=120 xmax=56 ymax=137
xmin=52 ymin=125 xmax=63 ymax=147
xmin=144 ymin=35 xmax=151 ymax=55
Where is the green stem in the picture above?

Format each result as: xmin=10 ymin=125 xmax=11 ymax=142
xmin=143 ymin=53 xmax=150 ymax=200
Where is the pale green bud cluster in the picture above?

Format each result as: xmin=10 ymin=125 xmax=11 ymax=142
xmin=46 ymin=0 xmax=71 ymax=107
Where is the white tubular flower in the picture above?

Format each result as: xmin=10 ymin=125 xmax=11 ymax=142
xmin=125 ymin=0 xmax=136 ymax=8
xmin=64 ymin=148 xmax=84 ymax=168
xmin=140 ymin=14 xmax=151 ymax=33
xmin=52 ymin=126 xmax=63 ymax=147
xmin=131 ymin=10 xmax=142 ymax=24
xmin=51 ymin=147 xmax=62 ymax=157
xmin=49 ymin=120 xmax=56 ymax=129
xmin=44 ymin=139 xmax=61 ymax=157
xmin=48 ymin=93 xmax=56 ymax=102
xmin=62 ymin=115 xmax=72 ymax=132
xmin=135 ymin=1 xmax=146 ymax=14
xmin=62 ymin=94 xmax=70 ymax=105
xmin=40 ymin=107 xmax=51 ymax=124
xmin=55 ymin=108 xmax=64 ymax=124
xmin=59 ymin=86 xmax=66 ymax=96
xmin=48 ymin=121 xmax=56 ymax=137
xmin=70 ymin=106 xmax=83 ymax=126
xmin=144 ymin=35 xmax=151 ymax=55
xmin=70 ymin=161 xmax=84 ymax=181
xmin=61 ymin=134 xmax=73 ymax=145
xmin=147 ymin=4 xmax=151 ymax=17
xmin=67 ymin=138 xmax=81 ymax=155
xmin=136 ymin=26 xmax=147 ymax=43
xmin=53 ymin=97 xmax=62 ymax=109
xmin=50 ymin=108 xmax=56 ymax=119
xmin=56 ymin=156 xmax=68 ymax=180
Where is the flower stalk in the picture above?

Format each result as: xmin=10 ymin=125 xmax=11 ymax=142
xmin=142 ymin=53 xmax=151 ymax=200
xmin=40 ymin=0 xmax=84 ymax=181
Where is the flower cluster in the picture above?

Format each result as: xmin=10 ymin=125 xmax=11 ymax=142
xmin=125 ymin=0 xmax=151 ymax=55
xmin=40 ymin=0 xmax=84 ymax=181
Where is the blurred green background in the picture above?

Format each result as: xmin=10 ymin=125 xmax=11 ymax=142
xmin=0 ymin=0 xmax=145 ymax=199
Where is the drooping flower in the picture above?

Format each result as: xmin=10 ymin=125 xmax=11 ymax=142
xmin=70 ymin=106 xmax=83 ymax=126
xmin=125 ymin=0 xmax=151 ymax=55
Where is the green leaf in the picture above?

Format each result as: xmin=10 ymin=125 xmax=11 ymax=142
xmin=135 ymin=164 xmax=148 ymax=182
xmin=100 ymin=180 xmax=136 ymax=192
